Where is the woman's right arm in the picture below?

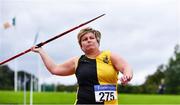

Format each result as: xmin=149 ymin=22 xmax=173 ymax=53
xmin=31 ymin=46 xmax=77 ymax=76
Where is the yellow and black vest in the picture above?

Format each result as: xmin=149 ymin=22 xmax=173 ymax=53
xmin=75 ymin=50 xmax=118 ymax=104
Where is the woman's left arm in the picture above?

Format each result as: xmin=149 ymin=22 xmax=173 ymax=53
xmin=110 ymin=52 xmax=133 ymax=85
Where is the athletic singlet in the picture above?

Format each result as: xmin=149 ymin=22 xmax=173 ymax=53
xmin=75 ymin=50 xmax=119 ymax=105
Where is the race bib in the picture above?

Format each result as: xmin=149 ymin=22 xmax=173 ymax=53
xmin=94 ymin=85 xmax=117 ymax=102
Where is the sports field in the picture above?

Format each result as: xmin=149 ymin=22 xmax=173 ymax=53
xmin=0 ymin=91 xmax=180 ymax=104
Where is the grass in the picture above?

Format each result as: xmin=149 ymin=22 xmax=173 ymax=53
xmin=119 ymin=94 xmax=180 ymax=104
xmin=0 ymin=91 xmax=180 ymax=104
xmin=0 ymin=91 xmax=76 ymax=104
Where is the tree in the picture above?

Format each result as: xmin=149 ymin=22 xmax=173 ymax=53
xmin=0 ymin=65 xmax=39 ymax=91
xmin=141 ymin=44 xmax=180 ymax=94
xmin=164 ymin=44 xmax=180 ymax=94
xmin=142 ymin=65 xmax=165 ymax=94
xmin=0 ymin=65 xmax=14 ymax=90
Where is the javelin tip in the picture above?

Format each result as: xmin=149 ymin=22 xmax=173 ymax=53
xmin=100 ymin=14 xmax=106 ymax=17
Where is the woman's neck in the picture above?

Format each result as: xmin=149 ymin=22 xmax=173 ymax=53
xmin=85 ymin=49 xmax=101 ymax=59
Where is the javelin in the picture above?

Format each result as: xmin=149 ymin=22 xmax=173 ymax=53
xmin=0 ymin=14 xmax=105 ymax=65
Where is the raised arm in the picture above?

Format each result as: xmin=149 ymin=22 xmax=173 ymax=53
xmin=31 ymin=46 xmax=78 ymax=76
xmin=110 ymin=52 xmax=133 ymax=85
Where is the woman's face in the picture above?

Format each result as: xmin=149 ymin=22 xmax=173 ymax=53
xmin=80 ymin=32 xmax=99 ymax=53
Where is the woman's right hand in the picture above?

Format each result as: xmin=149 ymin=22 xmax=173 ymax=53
xmin=31 ymin=46 xmax=42 ymax=53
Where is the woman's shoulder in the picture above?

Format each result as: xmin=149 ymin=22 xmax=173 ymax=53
xmin=102 ymin=50 xmax=120 ymax=56
xmin=70 ymin=56 xmax=80 ymax=70
xmin=71 ymin=56 xmax=80 ymax=62
xmin=100 ymin=50 xmax=112 ymax=56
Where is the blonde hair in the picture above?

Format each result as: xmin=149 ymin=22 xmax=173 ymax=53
xmin=77 ymin=27 xmax=101 ymax=46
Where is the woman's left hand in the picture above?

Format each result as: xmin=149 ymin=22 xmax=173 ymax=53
xmin=120 ymin=74 xmax=132 ymax=86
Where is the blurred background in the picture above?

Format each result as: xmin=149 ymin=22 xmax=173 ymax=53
xmin=0 ymin=0 xmax=179 ymax=104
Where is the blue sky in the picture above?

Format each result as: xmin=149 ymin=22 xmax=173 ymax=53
xmin=0 ymin=0 xmax=179 ymax=85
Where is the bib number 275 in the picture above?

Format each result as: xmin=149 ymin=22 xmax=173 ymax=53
xmin=94 ymin=85 xmax=117 ymax=102
xmin=99 ymin=91 xmax=115 ymax=101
